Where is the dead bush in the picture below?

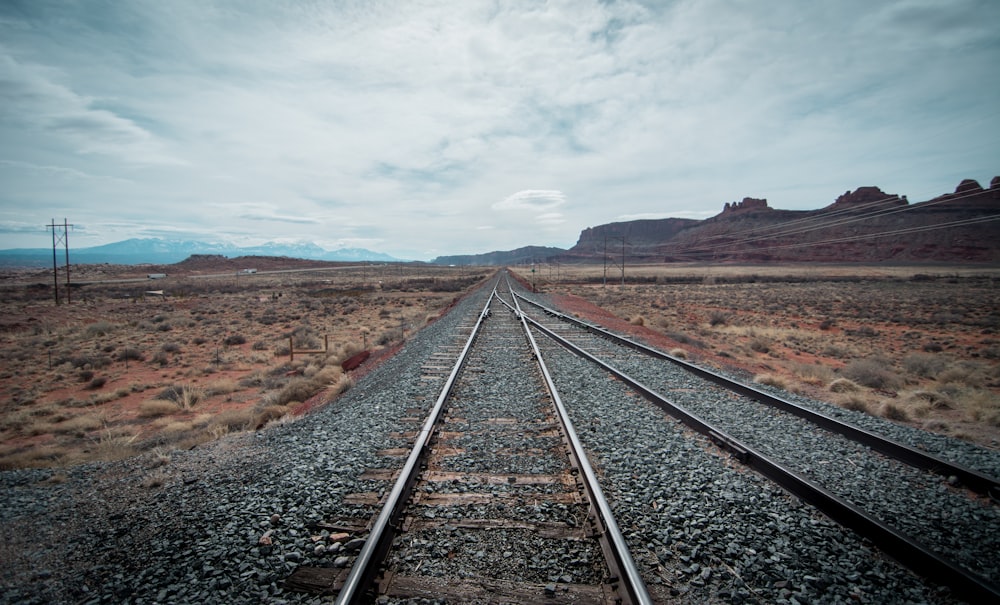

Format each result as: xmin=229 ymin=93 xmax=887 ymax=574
xmin=791 ymin=362 xmax=835 ymax=386
xmin=906 ymin=390 xmax=953 ymax=410
xmin=880 ymin=402 xmax=909 ymax=421
xmin=139 ymin=399 xmax=179 ymax=417
xmin=902 ymin=353 xmax=947 ymax=379
xmin=708 ymin=311 xmax=730 ymax=327
xmin=841 ymin=358 xmax=902 ymax=390
xmin=211 ymin=409 xmax=256 ymax=433
xmin=255 ymin=405 xmax=289 ymax=427
xmin=749 ymin=337 xmax=771 ymax=354
xmin=828 ymin=378 xmax=861 ymax=393
xmin=157 ymin=385 xmax=203 ymax=409
xmin=117 ymin=348 xmax=144 ymax=362
xmin=838 ymin=394 xmax=870 ymax=413
xmin=753 ymin=374 xmax=786 ymax=390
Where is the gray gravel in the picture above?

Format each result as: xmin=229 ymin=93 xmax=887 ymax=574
xmin=534 ymin=331 xmax=957 ymax=603
xmin=519 ymin=286 xmax=998 ymax=603
xmin=1 ymin=276 xmax=989 ymax=604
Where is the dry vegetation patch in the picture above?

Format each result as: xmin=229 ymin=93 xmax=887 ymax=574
xmin=0 ymin=262 xmax=487 ymax=468
xmin=519 ymin=264 xmax=1000 ymax=449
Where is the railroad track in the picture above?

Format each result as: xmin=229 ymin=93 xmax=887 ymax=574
xmin=290 ymin=281 xmax=652 ymax=603
xmin=285 ymin=274 xmax=1000 ymax=603
xmin=510 ymin=281 xmax=1000 ymax=603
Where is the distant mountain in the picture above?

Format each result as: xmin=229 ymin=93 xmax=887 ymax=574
xmin=562 ymin=177 xmax=1000 ymax=264
xmin=431 ymin=245 xmax=566 ymax=266
xmin=0 ymin=238 xmax=399 ymax=267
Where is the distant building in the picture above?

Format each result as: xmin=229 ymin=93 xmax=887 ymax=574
xmin=240 ymin=268 xmax=258 ymax=274
xmin=147 ymin=273 xmax=168 ymax=279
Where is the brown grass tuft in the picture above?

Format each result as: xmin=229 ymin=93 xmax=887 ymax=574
xmin=138 ymin=399 xmax=179 ymax=417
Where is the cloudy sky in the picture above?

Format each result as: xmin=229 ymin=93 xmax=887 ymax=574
xmin=1 ymin=1 xmax=997 ymax=260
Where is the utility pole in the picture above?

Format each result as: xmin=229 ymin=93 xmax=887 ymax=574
xmin=622 ymin=236 xmax=625 ymax=290
xmin=603 ymin=236 xmax=608 ymax=288
xmin=47 ymin=218 xmax=73 ymax=305
xmin=605 ymin=236 xmax=625 ymax=290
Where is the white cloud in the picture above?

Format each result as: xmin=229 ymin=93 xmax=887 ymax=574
xmin=493 ymin=190 xmax=567 ymax=213
xmin=0 ymin=0 xmax=997 ymax=259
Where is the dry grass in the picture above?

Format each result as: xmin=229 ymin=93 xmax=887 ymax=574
xmin=0 ymin=262 xmax=488 ymax=468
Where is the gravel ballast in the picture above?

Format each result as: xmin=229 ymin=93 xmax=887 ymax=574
xmin=2 ymin=276 xmax=993 ymax=604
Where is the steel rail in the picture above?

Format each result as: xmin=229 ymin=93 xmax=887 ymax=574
xmin=334 ymin=286 xmax=497 ymax=604
xmin=513 ymin=290 xmax=1000 ymax=499
xmin=504 ymin=278 xmax=654 ymax=605
xmin=523 ymin=312 xmax=1000 ymax=603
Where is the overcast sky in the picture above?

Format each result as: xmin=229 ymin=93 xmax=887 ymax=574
xmin=1 ymin=1 xmax=997 ymax=260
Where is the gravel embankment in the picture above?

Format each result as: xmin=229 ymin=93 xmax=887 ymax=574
xmin=533 ymin=332 xmax=958 ymax=603
xmin=519 ymin=287 xmax=999 ymax=603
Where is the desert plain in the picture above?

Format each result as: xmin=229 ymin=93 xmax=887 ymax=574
xmin=1 ymin=260 xmax=997 ymax=472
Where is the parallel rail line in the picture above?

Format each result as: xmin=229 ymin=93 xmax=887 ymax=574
xmin=511 ymin=285 xmax=1000 ymax=603
xmin=512 ymin=290 xmax=1000 ymax=498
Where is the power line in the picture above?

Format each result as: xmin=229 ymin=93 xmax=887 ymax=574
xmin=46 ymin=218 xmax=73 ymax=305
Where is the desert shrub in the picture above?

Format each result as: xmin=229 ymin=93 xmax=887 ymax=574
xmin=139 ymin=399 xmax=179 ymax=417
xmin=791 ymin=362 xmax=835 ymax=386
xmin=117 ymin=348 xmax=144 ymax=362
xmin=87 ymin=377 xmax=107 ymax=390
xmin=52 ymin=415 xmax=102 ymax=435
xmin=821 ymin=344 xmax=851 ymax=359
xmin=84 ymin=321 xmax=115 ymax=338
xmin=156 ymin=323 xmax=172 ymax=332
xmin=204 ymin=379 xmax=239 ymax=396
xmin=252 ymin=340 xmax=269 ymax=351
xmin=239 ymin=372 xmax=265 ymax=388
xmin=819 ymin=319 xmax=834 ymax=331
xmin=902 ymin=353 xmax=947 ymax=379
xmin=161 ymin=342 xmax=182 ymax=354
xmin=708 ymin=311 xmax=730 ymax=327
xmin=841 ymin=358 xmax=902 ymax=390
xmin=223 ymin=334 xmax=246 ymax=346
xmin=749 ymin=337 xmax=771 ymax=354
xmin=666 ymin=331 xmax=705 ymax=349
xmin=629 ymin=315 xmax=645 ymax=326
xmin=753 ymin=374 xmax=786 ymax=390
xmin=157 ymin=385 xmax=202 ymax=409
xmin=79 ymin=369 xmax=95 ymax=382
xmin=669 ymin=348 xmax=687 ymax=359
xmin=151 ymin=351 xmax=170 ymax=367
xmin=906 ymin=390 xmax=953 ymax=410
xmin=922 ymin=341 xmax=943 ymax=353
xmin=880 ymin=402 xmax=909 ymax=421
xmin=211 ymin=409 xmax=256 ymax=433
xmin=272 ymin=378 xmax=318 ymax=407
xmin=936 ymin=362 xmax=987 ymax=388
xmin=255 ymin=405 xmax=289 ymax=427
xmin=193 ymin=337 xmax=207 ymax=345
xmin=828 ymin=378 xmax=861 ymax=393
xmin=847 ymin=326 xmax=879 ymax=338
xmin=838 ymin=395 xmax=869 ymax=413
